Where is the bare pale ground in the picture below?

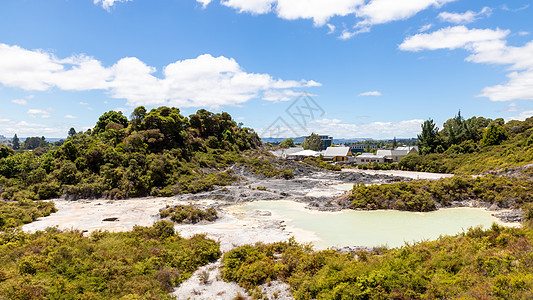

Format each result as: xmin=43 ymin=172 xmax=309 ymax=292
xmin=342 ymin=168 xmax=455 ymax=180
xmin=22 ymin=197 xmax=297 ymax=299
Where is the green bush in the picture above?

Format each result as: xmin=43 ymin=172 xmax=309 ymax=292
xmin=0 ymin=221 xmax=221 ymax=299
xmin=160 ymin=205 xmax=218 ymax=224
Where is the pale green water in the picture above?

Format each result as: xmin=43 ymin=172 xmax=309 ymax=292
xmin=238 ymin=200 xmax=504 ymax=249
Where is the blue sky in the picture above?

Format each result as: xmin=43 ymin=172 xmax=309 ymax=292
xmin=0 ymin=0 xmax=532 ymax=139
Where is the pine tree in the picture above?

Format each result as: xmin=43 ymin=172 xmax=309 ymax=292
xmin=12 ymin=134 xmax=20 ymax=150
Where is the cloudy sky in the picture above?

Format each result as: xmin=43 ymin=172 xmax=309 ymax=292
xmin=0 ymin=0 xmax=532 ymax=139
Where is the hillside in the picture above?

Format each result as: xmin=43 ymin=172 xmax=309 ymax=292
xmin=0 ymin=106 xmax=295 ymax=201
xmin=398 ymin=114 xmax=533 ymax=174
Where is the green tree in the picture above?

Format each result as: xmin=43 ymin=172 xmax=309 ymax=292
xmin=279 ymin=138 xmax=295 ymax=149
xmin=481 ymin=123 xmax=507 ymax=146
xmin=12 ymin=134 xmax=20 ymax=150
xmin=0 ymin=144 xmax=14 ymax=159
xmin=302 ymin=133 xmax=322 ymax=151
xmin=68 ymin=128 xmax=76 ymax=138
xmin=417 ymin=119 xmax=440 ymax=155
xmin=93 ymin=111 xmax=129 ymax=134
xmin=392 ymin=137 xmax=397 ymax=149
xmin=23 ymin=137 xmax=43 ymax=150
xmin=441 ymin=111 xmax=466 ymax=147
xmin=130 ymin=106 xmax=147 ymax=130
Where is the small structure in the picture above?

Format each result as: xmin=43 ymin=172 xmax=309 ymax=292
xmin=356 ymin=153 xmax=385 ymax=165
xmin=270 ymin=147 xmax=304 ymax=159
xmin=289 ymin=149 xmax=319 ymax=160
xmin=324 ymin=146 xmax=354 ymax=163
xmin=377 ymin=146 xmax=418 ymax=163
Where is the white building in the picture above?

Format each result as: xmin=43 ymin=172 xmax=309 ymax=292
xmin=356 ymin=153 xmax=385 ymax=165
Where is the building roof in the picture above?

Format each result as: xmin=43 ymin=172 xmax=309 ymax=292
xmin=357 ymin=153 xmax=384 ymax=159
xmin=377 ymin=149 xmax=410 ymax=156
xmin=395 ymin=146 xmax=419 ymax=152
xmin=358 ymin=152 xmax=376 ymax=157
xmin=291 ymin=150 xmax=319 ymax=156
xmin=284 ymin=147 xmax=304 ymax=155
xmin=324 ymin=146 xmax=351 ymax=157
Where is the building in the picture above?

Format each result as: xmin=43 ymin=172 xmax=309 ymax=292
xmin=323 ymin=146 xmax=354 ymax=163
xmin=289 ymin=149 xmax=319 ymax=160
xmin=270 ymin=147 xmax=305 ymax=160
xmin=356 ymin=153 xmax=385 ymax=164
xmin=318 ymin=135 xmax=333 ymax=150
xmin=348 ymin=144 xmax=378 ymax=154
xmin=355 ymin=146 xmax=418 ymax=165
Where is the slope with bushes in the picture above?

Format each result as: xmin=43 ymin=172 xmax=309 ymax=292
xmin=0 ymin=107 xmax=294 ymax=201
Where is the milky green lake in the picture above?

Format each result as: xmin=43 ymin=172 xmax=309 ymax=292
xmin=238 ymin=200 xmax=506 ymax=249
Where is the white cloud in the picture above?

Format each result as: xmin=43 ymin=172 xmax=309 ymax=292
xmin=400 ymin=26 xmax=533 ymax=102
xmin=94 ymin=0 xmax=131 ymax=11
xmin=203 ymin=0 xmax=454 ymax=37
xmin=326 ymin=24 xmax=336 ymax=34
xmin=64 ymin=115 xmax=78 ymax=119
xmin=399 ymin=26 xmax=509 ymax=51
xmin=358 ymin=91 xmax=382 ymax=96
xmin=419 ymin=24 xmax=433 ymax=32
xmin=0 ymin=43 xmax=319 ymax=109
xmin=11 ymin=99 xmax=27 ymax=105
xmin=438 ymin=7 xmax=492 ymax=24
xmin=197 ymin=0 xmax=212 ymax=8
xmin=79 ymin=102 xmax=89 ymax=105
xmin=27 ymin=109 xmax=51 ymax=118
xmin=221 ymin=0 xmax=276 ymax=15
xmin=260 ymin=118 xmax=424 ymax=139
xmin=519 ymin=31 xmax=530 ymax=36
xmin=507 ymin=110 xmax=533 ymax=121
xmin=0 ymin=117 xmax=66 ymax=137
xmin=355 ymin=0 xmax=454 ymax=28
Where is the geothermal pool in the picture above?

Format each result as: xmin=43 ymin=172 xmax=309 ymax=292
xmin=236 ymin=200 xmax=505 ymax=249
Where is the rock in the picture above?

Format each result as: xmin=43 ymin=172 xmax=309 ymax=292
xmin=254 ymin=210 xmax=272 ymax=216
xmin=492 ymin=210 xmax=524 ymax=223
xmin=102 ymin=217 xmax=119 ymax=222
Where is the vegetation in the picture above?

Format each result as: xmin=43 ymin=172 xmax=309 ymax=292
xmin=349 ymin=171 xmax=533 ymax=212
xmin=303 ymin=157 xmax=342 ymax=171
xmin=0 ymin=221 xmax=220 ymax=299
xmin=279 ymin=138 xmax=295 ymax=149
xmin=0 ymin=200 xmax=56 ymax=231
xmin=301 ymin=133 xmax=322 ymax=151
xmin=405 ymin=113 xmax=533 ymax=174
xmin=160 ymin=205 xmax=218 ymax=224
xmin=222 ymin=222 xmax=533 ymax=299
xmin=0 ymin=107 xmax=296 ymax=201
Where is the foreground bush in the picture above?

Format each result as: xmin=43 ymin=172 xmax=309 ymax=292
xmin=222 ymin=223 xmax=533 ymax=299
xmin=160 ymin=205 xmax=218 ymax=224
xmin=0 ymin=200 xmax=56 ymax=231
xmin=349 ymin=174 xmax=533 ymax=212
xmin=0 ymin=221 xmax=220 ymax=299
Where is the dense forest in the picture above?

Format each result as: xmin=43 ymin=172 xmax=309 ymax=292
xmin=0 ymin=107 xmax=296 ymax=202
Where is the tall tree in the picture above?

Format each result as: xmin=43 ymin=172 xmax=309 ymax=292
xmin=441 ymin=111 xmax=466 ymax=147
xmin=68 ymin=128 xmax=77 ymax=138
xmin=392 ymin=137 xmax=397 ymax=149
xmin=12 ymin=134 xmax=20 ymax=150
xmin=418 ymin=119 xmax=440 ymax=155
xmin=279 ymin=138 xmax=295 ymax=149
xmin=302 ymin=133 xmax=322 ymax=151
xmin=93 ymin=111 xmax=129 ymax=134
